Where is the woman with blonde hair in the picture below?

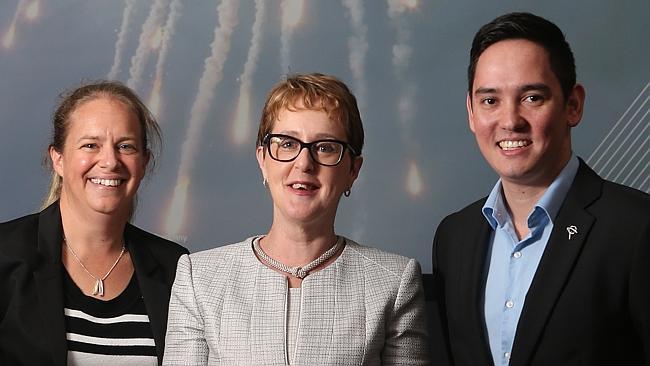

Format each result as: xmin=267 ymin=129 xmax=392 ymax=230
xmin=0 ymin=81 xmax=188 ymax=365
xmin=164 ymin=73 xmax=430 ymax=365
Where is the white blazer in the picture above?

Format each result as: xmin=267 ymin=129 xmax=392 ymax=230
xmin=163 ymin=237 xmax=430 ymax=365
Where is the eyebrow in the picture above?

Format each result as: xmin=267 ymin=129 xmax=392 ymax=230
xmin=75 ymin=135 xmax=139 ymax=143
xmin=274 ymin=131 xmax=342 ymax=140
xmin=473 ymin=83 xmax=552 ymax=96
xmin=75 ymin=135 xmax=100 ymax=142
xmin=519 ymin=83 xmax=551 ymax=95
xmin=473 ymin=87 xmax=497 ymax=96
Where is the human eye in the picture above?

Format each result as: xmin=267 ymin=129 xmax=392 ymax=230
xmin=481 ymin=97 xmax=497 ymax=106
xmin=524 ymin=94 xmax=545 ymax=104
xmin=315 ymin=141 xmax=341 ymax=154
xmin=80 ymin=142 xmax=98 ymax=150
xmin=118 ymin=143 xmax=138 ymax=154
xmin=279 ymin=138 xmax=299 ymax=150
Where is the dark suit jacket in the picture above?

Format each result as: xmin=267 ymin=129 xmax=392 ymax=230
xmin=0 ymin=202 xmax=189 ymax=365
xmin=430 ymin=160 xmax=650 ymax=366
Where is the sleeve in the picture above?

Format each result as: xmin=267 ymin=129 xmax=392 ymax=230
xmin=163 ymin=254 xmax=209 ymax=365
xmin=381 ymin=258 xmax=432 ymax=365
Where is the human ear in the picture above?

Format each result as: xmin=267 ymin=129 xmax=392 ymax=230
xmin=256 ymin=146 xmax=267 ymax=181
xmin=567 ymin=83 xmax=585 ymax=128
xmin=49 ymin=146 xmax=64 ymax=178
xmin=466 ymin=93 xmax=477 ymax=133
xmin=347 ymin=155 xmax=363 ymax=187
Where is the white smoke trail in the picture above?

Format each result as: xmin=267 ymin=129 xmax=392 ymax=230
xmin=107 ymin=0 xmax=136 ymax=79
xmin=2 ymin=0 xmax=29 ymax=49
xmin=148 ymin=0 xmax=184 ymax=116
xmin=387 ymin=0 xmax=416 ymax=74
xmin=165 ymin=0 xmax=239 ymax=235
xmin=341 ymin=0 xmax=369 ymax=241
xmin=232 ymin=0 xmax=266 ymax=145
xmin=280 ymin=0 xmax=305 ymax=73
xmin=24 ymin=0 xmax=40 ymax=20
xmin=386 ymin=0 xmax=423 ymax=196
xmin=126 ymin=0 xmax=170 ymax=91
xmin=341 ymin=0 xmax=368 ymax=109
xmin=178 ymin=0 xmax=239 ymax=175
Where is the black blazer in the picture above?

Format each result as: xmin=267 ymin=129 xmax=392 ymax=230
xmin=0 ymin=202 xmax=189 ymax=365
xmin=430 ymin=159 xmax=650 ymax=366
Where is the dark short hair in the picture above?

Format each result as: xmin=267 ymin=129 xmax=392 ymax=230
xmin=468 ymin=12 xmax=576 ymax=101
xmin=257 ymin=73 xmax=364 ymax=156
xmin=43 ymin=80 xmax=161 ymax=209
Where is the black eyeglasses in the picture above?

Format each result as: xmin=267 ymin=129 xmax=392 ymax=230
xmin=262 ymin=133 xmax=358 ymax=167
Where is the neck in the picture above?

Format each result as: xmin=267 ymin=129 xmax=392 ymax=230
xmin=500 ymin=182 xmax=546 ymax=223
xmin=500 ymin=154 xmax=571 ymax=228
xmin=500 ymin=181 xmax=548 ymax=240
xmin=263 ymin=222 xmax=337 ymax=267
xmin=59 ymin=197 xmax=127 ymax=259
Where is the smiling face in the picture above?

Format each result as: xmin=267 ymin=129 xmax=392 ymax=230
xmin=256 ymin=105 xmax=362 ymax=229
xmin=467 ymin=39 xmax=584 ymax=188
xmin=50 ymin=97 xmax=149 ymax=219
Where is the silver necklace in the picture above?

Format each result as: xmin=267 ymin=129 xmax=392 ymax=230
xmin=63 ymin=238 xmax=126 ymax=297
xmin=253 ymin=236 xmax=343 ymax=279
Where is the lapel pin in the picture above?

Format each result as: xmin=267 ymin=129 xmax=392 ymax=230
xmin=566 ymin=225 xmax=578 ymax=240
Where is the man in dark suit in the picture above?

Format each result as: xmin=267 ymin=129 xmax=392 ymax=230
xmin=431 ymin=12 xmax=650 ymax=366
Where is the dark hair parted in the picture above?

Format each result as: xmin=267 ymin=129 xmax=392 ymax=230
xmin=42 ymin=80 xmax=161 ymax=209
xmin=257 ymin=73 xmax=364 ymax=156
xmin=468 ymin=12 xmax=576 ymax=101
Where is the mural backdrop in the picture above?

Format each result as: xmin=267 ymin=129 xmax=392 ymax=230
xmin=1 ymin=0 xmax=648 ymax=272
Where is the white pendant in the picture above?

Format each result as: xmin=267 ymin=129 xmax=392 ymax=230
xmin=92 ymin=279 xmax=105 ymax=297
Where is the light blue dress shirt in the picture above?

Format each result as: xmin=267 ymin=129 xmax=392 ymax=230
xmin=482 ymin=155 xmax=579 ymax=366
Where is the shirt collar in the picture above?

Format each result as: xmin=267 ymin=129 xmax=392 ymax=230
xmin=482 ymin=154 xmax=580 ymax=230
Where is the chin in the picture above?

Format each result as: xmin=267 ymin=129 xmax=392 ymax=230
xmin=88 ymin=199 xmax=131 ymax=216
xmin=283 ymin=207 xmax=329 ymax=224
xmin=492 ymin=160 xmax=532 ymax=179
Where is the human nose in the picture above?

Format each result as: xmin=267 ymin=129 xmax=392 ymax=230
xmin=499 ymin=101 xmax=526 ymax=131
xmin=98 ymin=146 xmax=120 ymax=169
xmin=292 ymin=145 xmax=315 ymax=171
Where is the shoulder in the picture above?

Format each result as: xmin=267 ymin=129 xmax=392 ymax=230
xmin=124 ymin=224 xmax=189 ymax=277
xmin=0 ymin=212 xmax=43 ymax=294
xmin=436 ymin=197 xmax=487 ymax=235
xmin=343 ymin=238 xmax=421 ymax=282
xmin=172 ymin=238 xmax=255 ymax=298
xmin=182 ymin=237 xmax=253 ymax=273
xmin=340 ymin=239 xmax=425 ymax=314
xmin=584 ymin=181 xmax=650 ymax=239
xmin=598 ymin=180 xmax=650 ymax=214
xmin=0 ymin=211 xmax=41 ymax=258
xmin=0 ymin=211 xmax=40 ymax=239
xmin=126 ymin=224 xmax=188 ymax=256
xmin=572 ymin=161 xmax=650 ymax=224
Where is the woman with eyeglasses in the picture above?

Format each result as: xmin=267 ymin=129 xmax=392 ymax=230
xmin=163 ymin=73 xmax=430 ymax=365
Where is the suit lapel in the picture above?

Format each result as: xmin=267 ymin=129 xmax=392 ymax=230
xmin=34 ymin=202 xmax=68 ymax=366
xmin=127 ymin=225 xmax=169 ymax=363
xmin=510 ymin=161 xmax=601 ymax=366
xmin=456 ymin=210 xmax=494 ymax=365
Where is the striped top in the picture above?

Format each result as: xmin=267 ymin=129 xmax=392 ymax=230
xmin=63 ymin=269 xmax=158 ymax=366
